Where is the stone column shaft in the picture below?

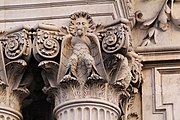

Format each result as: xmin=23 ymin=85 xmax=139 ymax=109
xmin=54 ymin=98 xmax=120 ymax=120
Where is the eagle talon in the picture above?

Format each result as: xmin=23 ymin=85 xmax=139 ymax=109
xmin=88 ymin=73 xmax=102 ymax=80
xmin=86 ymin=73 xmax=107 ymax=84
xmin=113 ymin=80 xmax=126 ymax=89
xmin=59 ymin=75 xmax=77 ymax=84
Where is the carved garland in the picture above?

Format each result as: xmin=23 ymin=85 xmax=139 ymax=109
xmin=136 ymin=0 xmax=180 ymax=46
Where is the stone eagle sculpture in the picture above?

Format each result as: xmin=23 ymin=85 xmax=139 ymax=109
xmin=58 ymin=12 xmax=108 ymax=84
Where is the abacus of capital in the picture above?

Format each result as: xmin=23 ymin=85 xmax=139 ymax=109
xmin=0 ymin=12 xmax=142 ymax=120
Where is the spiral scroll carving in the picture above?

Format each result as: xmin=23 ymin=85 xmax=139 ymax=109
xmin=4 ymin=30 xmax=31 ymax=60
xmin=102 ymin=23 xmax=129 ymax=53
xmin=34 ymin=30 xmax=60 ymax=61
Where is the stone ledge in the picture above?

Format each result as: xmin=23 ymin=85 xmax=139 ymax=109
xmin=135 ymin=46 xmax=180 ymax=62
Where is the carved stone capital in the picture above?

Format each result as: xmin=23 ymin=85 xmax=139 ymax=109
xmin=37 ymin=11 xmax=143 ymax=120
xmin=0 ymin=26 xmax=31 ymax=120
xmin=0 ymin=9 xmax=142 ymax=120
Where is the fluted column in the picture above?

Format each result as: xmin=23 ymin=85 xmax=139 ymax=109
xmin=53 ymin=83 xmax=122 ymax=120
xmin=54 ymin=99 xmax=120 ymax=120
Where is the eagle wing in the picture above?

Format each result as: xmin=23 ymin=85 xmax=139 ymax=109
xmin=87 ymin=33 xmax=109 ymax=82
xmin=57 ymin=34 xmax=73 ymax=83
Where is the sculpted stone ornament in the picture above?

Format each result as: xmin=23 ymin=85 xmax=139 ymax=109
xmin=58 ymin=12 xmax=108 ymax=85
xmin=0 ymin=26 xmax=32 ymax=120
xmin=33 ymin=26 xmax=61 ymax=62
xmin=1 ymin=26 xmax=32 ymax=61
xmin=31 ymin=11 xmax=142 ymax=120
xmin=1 ymin=26 xmax=32 ymax=93
xmin=33 ymin=11 xmax=142 ymax=120
xmin=33 ymin=25 xmax=61 ymax=97
xmin=136 ymin=0 xmax=180 ymax=46
xmin=101 ymin=24 xmax=129 ymax=54
xmin=0 ymin=10 xmax=142 ymax=120
xmin=100 ymin=21 xmax=142 ymax=119
xmin=101 ymin=23 xmax=131 ymax=88
xmin=39 ymin=60 xmax=59 ymax=95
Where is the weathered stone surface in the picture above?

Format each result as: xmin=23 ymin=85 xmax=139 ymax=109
xmin=37 ymin=11 xmax=141 ymax=120
xmin=0 ymin=9 xmax=142 ymax=120
xmin=0 ymin=0 xmax=180 ymax=120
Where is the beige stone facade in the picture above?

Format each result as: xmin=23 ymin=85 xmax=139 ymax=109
xmin=0 ymin=0 xmax=179 ymax=120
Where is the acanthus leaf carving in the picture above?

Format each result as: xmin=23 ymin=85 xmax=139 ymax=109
xmin=0 ymin=59 xmax=30 ymax=111
xmin=5 ymin=59 xmax=27 ymax=91
xmin=39 ymin=60 xmax=58 ymax=93
xmin=1 ymin=27 xmax=32 ymax=94
xmin=0 ymin=42 xmax=8 ymax=86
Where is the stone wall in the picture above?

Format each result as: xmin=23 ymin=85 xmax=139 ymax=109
xmin=133 ymin=0 xmax=180 ymax=120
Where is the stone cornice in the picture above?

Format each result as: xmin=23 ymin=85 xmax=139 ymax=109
xmin=0 ymin=1 xmax=116 ymax=10
xmin=0 ymin=0 xmax=135 ymax=27
xmin=136 ymin=46 xmax=180 ymax=53
xmin=136 ymin=46 xmax=180 ymax=62
xmin=0 ymin=13 xmax=114 ymax=23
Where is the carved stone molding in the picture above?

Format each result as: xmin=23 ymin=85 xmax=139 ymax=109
xmin=142 ymin=66 xmax=180 ymax=120
xmin=0 ymin=0 xmax=136 ymax=29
